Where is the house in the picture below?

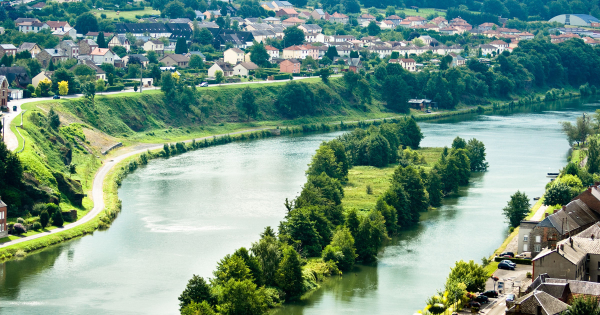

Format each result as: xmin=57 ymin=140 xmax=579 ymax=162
xmin=0 ymin=44 xmax=18 ymax=58
xmin=368 ymin=45 xmax=393 ymax=58
xmin=208 ymin=62 xmax=234 ymax=77
xmin=489 ymin=40 xmax=509 ymax=50
xmin=18 ymin=42 xmax=42 ymax=58
xmin=348 ymin=58 xmax=362 ymax=73
xmin=122 ymin=54 xmax=149 ymax=67
xmin=209 ymin=29 xmax=255 ymax=49
xmin=407 ymin=99 xmax=432 ymax=111
xmin=260 ymin=1 xmax=277 ymax=11
xmin=0 ymin=76 xmax=8 ymax=111
xmin=329 ymin=12 xmax=349 ymax=24
xmin=52 ymin=27 xmax=77 ymax=39
xmin=265 ymin=45 xmax=280 ymax=60
xmin=478 ymin=44 xmax=499 ymax=56
xmin=233 ymin=62 xmax=259 ymax=76
xmin=203 ymin=10 xmax=222 ymax=20
xmin=279 ymin=58 xmax=300 ymax=73
xmin=505 ymin=290 xmax=568 ymax=315
xmin=393 ymin=58 xmax=416 ymax=72
xmin=166 ymin=23 xmax=192 ymax=39
xmin=250 ymin=30 xmax=277 ymax=43
xmin=282 ymin=17 xmax=305 ymax=27
xmin=282 ymin=45 xmax=302 ymax=59
xmin=0 ymin=67 xmax=32 ymax=89
xmin=32 ymin=71 xmax=52 ymax=88
xmin=159 ymin=54 xmax=189 ymax=68
xmin=519 ymin=32 xmax=535 ymax=40
xmin=298 ymin=11 xmax=311 ymax=19
xmin=36 ymin=48 xmax=68 ymax=67
xmin=79 ymin=39 xmax=98 ymax=55
xmin=0 ymin=199 xmax=6 ymax=238
xmin=246 ymin=23 xmax=274 ymax=32
xmin=276 ymin=8 xmax=298 ymax=18
xmin=380 ymin=20 xmax=395 ymax=29
xmin=32 ymin=2 xmax=46 ymax=9
xmin=70 ymin=60 xmax=106 ymax=80
xmin=477 ymin=22 xmax=496 ymax=31
xmin=224 ymin=47 xmax=245 ymax=65
xmin=311 ymin=9 xmax=329 ymax=20
xmin=46 ymin=21 xmax=71 ymax=32
xmin=16 ymin=18 xmax=48 ymax=33
xmin=385 ymin=15 xmax=403 ymax=25
xmin=272 ymin=0 xmax=293 ymax=9
xmin=90 ymin=48 xmax=116 ymax=65
xmin=449 ymin=53 xmax=465 ymax=67
xmin=430 ymin=16 xmax=448 ymax=27
xmin=143 ymin=40 xmax=165 ymax=55
xmin=185 ymin=51 xmax=206 ymax=61
xmin=530 ymin=275 xmax=600 ymax=303
xmin=114 ymin=23 xmax=171 ymax=38
xmin=299 ymin=24 xmax=322 ymax=35
xmin=58 ymin=40 xmax=79 ymax=58
xmin=108 ymin=35 xmax=131 ymax=52
xmin=532 ymin=236 xmax=589 ymax=281
xmin=405 ymin=16 xmax=426 ymax=26
xmin=358 ymin=13 xmax=375 ymax=25
xmin=195 ymin=11 xmax=206 ymax=20
xmin=85 ymin=32 xmax=115 ymax=41
xmin=518 ymin=220 xmax=539 ymax=254
xmin=263 ymin=17 xmax=280 ymax=24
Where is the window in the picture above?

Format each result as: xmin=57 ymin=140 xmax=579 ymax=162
xmin=535 ymin=245 xmax=541 ymax=252
xmin=536 ymin=236 xmax=541 ymax=243
xmin=523 ymin=244 xmax=528 ymax=252
xmin=524 ymin=234 xmax=529 ymax=242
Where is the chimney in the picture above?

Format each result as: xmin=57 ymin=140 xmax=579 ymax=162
xmin=570 ymin=238 xmax=574 ymax=247
xmin=592 ymin=234 xmax=595 ymax=240
xmin=554 ymin=209 xmax=558 ymax=214
xmin=545 ymin=213 xmax=549 ymax=218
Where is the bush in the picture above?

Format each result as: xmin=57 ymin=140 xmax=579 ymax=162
xmin=40 ymin=210 xmax=50 ymax=228
xmin=16 ymin=217 xmax=25 ymax=224
xmin=526 ymin=272 xmax=532 ymax=278
xmin=366 ymin=185 xmax=373 ymax=194
xmin=32 ymin=221 xmax=42 ymax=230
xmin=32 ymin=203 xmax=46 ymax=216
xmin=52 ymin=210 xmax=64 ymax=227
xmin=493 ymin=256 xmax=532 ymax=265
xmin=273 ymin=73 xmax=291 ymax=80
xmin=13 ymin=223 xmax=27 ymax=235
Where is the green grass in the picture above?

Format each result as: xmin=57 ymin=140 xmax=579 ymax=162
xmin=91 ymin=7 xmax=160 ymax=20
xmin=484 ymin=262 xmax=500 ymax=277
xmin=342 ymin=147 xmax=443 ymax=213
xmin=360 ymin=7 xmax=446 ymax=17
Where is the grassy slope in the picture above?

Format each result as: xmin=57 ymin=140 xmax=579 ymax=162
xmin=342 ymin=147 xmax=443 ymax=214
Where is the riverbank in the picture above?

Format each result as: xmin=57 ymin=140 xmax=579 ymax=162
xmin=0 ymin=86 xmax=586 ymax=261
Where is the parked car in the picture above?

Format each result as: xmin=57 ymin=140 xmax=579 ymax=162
xmin=53 ymin=95 xmax=60 ymax=99
xmin=516 ymin=252 xmax=531 ymax=259
xmin=501 ymin=260 xmax=516 ymax=268
xmin=500 ymin=252 xmax=515 ymax=258
xmin=200 ymin=82 xmax=209 ymax=87
xmin=498 ymin=261 xmax=515 ymax=270
xmin=474 ymin=295 xmax=489 ymax=304
xmin=481 ymin=290 xmax=498 ymax=298
xmin=468 ymin=301 xmax=481 ymax=309
xmin=506 ymin=294 xmax=516 ymax=302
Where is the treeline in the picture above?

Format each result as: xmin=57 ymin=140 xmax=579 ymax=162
xmin=177 ymin=120 xmax=488 ymax=314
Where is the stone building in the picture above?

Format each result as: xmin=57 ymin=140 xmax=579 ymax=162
xmin=79 ymin=39 xmax=98 ymax=56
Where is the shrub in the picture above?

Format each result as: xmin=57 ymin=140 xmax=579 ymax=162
xmin=16 ymin=217 xmax=25 ymax=224
xmin=366 ymin=185 xmax=373 ymax=194
xmin=32 ymin=203 xmax=46 ymax=216
xmin=40 ymin=210 xmax=50 ymax=227
xmin=32 ymin=221 xmax=42 ymax=230
xmin=526 ymin=272 xmax=532 ymax=278
xmin=46 ymin=203 xmax=59 ymax=215
xmin=13 ymin=223 xmax=27 ymax=235
xmin=52 ymin=210 xmax=64 ymax=227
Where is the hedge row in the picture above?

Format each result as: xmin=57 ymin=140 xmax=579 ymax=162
xmin=494 ymin=256 xmax=532 ymax=265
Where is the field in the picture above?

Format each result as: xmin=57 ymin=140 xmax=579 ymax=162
xmin=91 ymin=7 xmax=160 ymax=20
xmin=342 ymin=147 xmax=444 ymax=213
xmin=361 ymin=7 xmax=446 ymax=17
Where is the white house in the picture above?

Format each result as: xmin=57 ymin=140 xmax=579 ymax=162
xmin=90 ymin=48 xmax=116 ymax=65
xmin=224 ymin=48 xmax=245 ymax=65
xmin=233 ymin=62 xmax=259 ymax=76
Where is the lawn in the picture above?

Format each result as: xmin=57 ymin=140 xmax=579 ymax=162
xmin=91 ymin=7 xmax=160 ymax=20
xmin=342 ymin=147 xmax=443 ymax=214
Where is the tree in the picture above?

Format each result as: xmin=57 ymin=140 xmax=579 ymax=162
xmin=562 ymin=115 xmax=591 ymax=146
xmin=283 ymin=26 xmax=305 ymax=46
xmin=251 ymin=230 xmax=281 ymax=287
xmin=544 ymin=182 xmax=573 ymax=206
xmin=325 ymin=46 xmax=339 ymax=60
xmin=96 ymin=79 xmax=106 ymax=94
xmin=213 ymin=254 xmax=253 ymax=285
xmin=215 ymin=279 xmax=268 ymax=315
xmin=250 ymin=42 xmax=270 ymax=67
xmin=237 ymin=86 xmax=257 ymax=121
xmin=161 ymin=71 xmax=176 ymax=97
xmin=112 ymin=46 xmax=127 ymax=58
xmin=52 ymin=209 xmax=64 ymax=227
xmin=451 ymin=136 xmax=466 ymax=149
xmin=275 ymin=246 xmax=304 ymax=297
xmin=188 ymin=55 xmax=204 ymax=69
xmin=175 ymin=38 xmax=188 ymax=54
xmin=181 ymin=301 xmax=215 ymax=315
xmin=319 ymin=67 xmax=331 ymax=83
xmin=215 ymin=70 xmax=224 ymax=84
xmin=382 ymin=75 xmax=409 ymax=113
xmin=589 ymin=138 xmax=600 ymax=174
xmin=40 ymin=210 xmax=49 ymax=227
xmin=48 ymin=107 xmax=60 ymax=129
xmin=355 ymin=210 xmax=387 ymax=262
xmin=198 ymin=27 xmax=214 ymax=45
xmin=83 ymin=81 xmax=96 ymax=103
xmin=564 ymin=296 xmax=600 ymax=315
xmin=179 ymin=275 xmax=213 ymax=311
xmin=503 ymin=190 xmax=530 ymax=228
xmin=97 ymin=32 xmax=106 ymax=48
xmin=58 ymin=80 xmax=69 ymax=96
xmin=307 ymin=145 xmax=342 ymax=179
xmin=466 ymin=138 xmax=488 ymax=171
xmin=367 ymin=21 xmax=380 ymax=36
xmin=322 ymin=227 xmax=356 ymax=271
xmin=393 ymin=165 xmax=429 ymax=213
xmin=446 ymin=260 xmax=487 ymax=293
xmin=75 ymin=13 xmax=99 ymax=35
xmin=164 ymin=0 xmax=185 ymax=18
xmin=38 ymin=78 xmax=52 ymax=97
xmin=427 ymin=169 xmax=443 ymax=207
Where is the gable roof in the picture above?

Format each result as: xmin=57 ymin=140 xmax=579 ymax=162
xmin=545 ymin=278 xmax=600 ymax=296
xmin=213 ymin=61 xmax=233 ymax=71
xmin=90 ymin=48 xmax=112 ymax=56
xmin=278 ymin=8 xmax=297 ymax=15
xmin=70 ymin=60 xmax=106 ymax=74
xmin=46 ymin=21 xmax=69 ymax=28
xmin=235 ymin=62 xmax=259 ymax=70
xmin=161 ymin=54 xmax=190 ymax=62
xmin=18 ymin=42 xmax=38 ymax=51
xmin=126 ymin=54 xmax=149 ymax=62
xmin=227 ymin=47 xmax=244 ymax=54
xmin=330 ymin=12 xmax=348 ymax=18
xmin=507 ymin=290 xmax=568 ymax=315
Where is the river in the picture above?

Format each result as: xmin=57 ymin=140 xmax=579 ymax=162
xmin=0 ymin=98 xmax=597 ymax=314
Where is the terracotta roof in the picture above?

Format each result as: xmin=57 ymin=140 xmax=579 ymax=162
xmin=265 ymin=45 xmax=279 ymax=51
xmin=283 ymin=17 xmax=304 ymax=23
xmin=386 ymin=15 xmax=402 ymax=20
xmin=90 ymin=48 xmax=111 ymax=56
xmin=46 ymin=21 xmax=69 ymax=28
xmin=331 ymin=12 xmax=348 ymax=18
xmin=278 ymin=8 xmax=298 ymax=15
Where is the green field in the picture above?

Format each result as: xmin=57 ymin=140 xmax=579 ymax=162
xmin=91 ymin=8 xmax=160 ymax=20
xmin=342 ymin=147 xmax=444 ymax=213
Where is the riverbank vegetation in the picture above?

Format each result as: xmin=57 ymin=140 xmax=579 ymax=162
xmin=178 ymin=119 xmax=488 ymax=314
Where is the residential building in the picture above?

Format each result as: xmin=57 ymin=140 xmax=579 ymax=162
xmin=358 ymin=13 xmax=375 ymax=25
xmin=0 ymin=76 xmax=7 ymax=111
xmin=505 ymin=290 xmax=568 ymax=315
xmin=32 ymin=71 xmax=51 ymax=88
xmin=0 ymin=67 xmax=31 ymax=89
xmin=208 ymin=29 xmax=255 ymax=49
xmin=108 ymin=35 xmax=131 ymax=52
xmin=208 ymin=62 xmax=234 ymax=77
xmin=265 ymin=45 xmax=280 ymax=60
xmin=399 ymin=58 xmax=416 ymax=71
xmin=58 ymin=40 xmax=79 ymax=58
xmin=78 ymin=39 xmax=98 ymax=56
xmin=224 ymin=48 xmax=245 ymax=65
xmin=385 ymin=15 xmax=403 ymax=25
xmin=489 ymin=39 xmax=509 ymax=50
xmin=263 ymin=17 xmax=280 ymax=24
xmin=0 ymin=44 xmax=18 ymax=58
xmin=159 ymin=54 xmax=189 ymax=68
xmin=405 ymin=16 xmax=426 ymax=26
xmin=250 ymin=30 xmax=276 ymax=43
xmin=532 ymin=236 xmax=589 ymax=281
xmin=478 ymin=44 xmax=499 ymax=56
xmin=517 ymin=220 xmax=539 ymax=254
xmin=143 ymin=40 xmax=165 ymax=55
xmin=282 ymin=17 xmax=305 ymax=26
xmin=0 ymin=199 xmax=6 ymax=238
xmin=70 ymin=60 xmax=106 ymax=80
xmin=299 ymin=24 xmax=322 ymax=35
xmin=114 ymin=23 xmax=171 ymax=38
xmin=90 ymin=48 xmax=116 ymax=65
xmin=36 ymin=48 xmax=68 ymax=67
xmin=530 ymin=276 xmax=600 ymax=303
xmin=233 ymin=62 xmax=259 ymax=76
xmin=185 ymin=51 xmax=206 ymax=61
xmin=311 ymin=9 xmax=328 ymax=20
xmin=380 ymin=20 xmax=395 ymax=29
xmin=246 ymin=24 xmax=273 ymax=31
xmin=279 ymin=58 xmax=300 ymax=73
xmin=122 ymin=54 xmax=149 ymax=67
xmin=18 ymin=42 xmax=42 ymax=57
xmin=52 ymin=27 xmax=77 ymax=39
xmin=272 ymin=0 xmax=293 ymax=9
xmin=195 ymin=11 xmax=206 ymax=20
xmin=260 ymin=1 xmax=276 ymax=11
xmin=276 ymin=8 xmax=298 ymax=18
xmin=430 ymin=16 xmax=448 ymax=27
xmin=449 ymin=52 xmax=465 ymax=67
xmin=282 ymin=45 xmax=303 ymax=59
xmin=16 ymin=18 xmax=48 ymax=33
xmin=348 ymin=58 xmax=362 ymax=73
xmin=329 ymin=12 xmax=349 ymax=24
xmin=46 ymin=21 xmax=71 ymax=32
xmin=477 ymin=22 xmax=496 ymax=31
xmin=32 ymin=2 xmax=46 ymax=9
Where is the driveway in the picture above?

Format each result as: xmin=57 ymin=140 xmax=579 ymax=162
xmin=479 ymin=264 xmax=533 ymax=315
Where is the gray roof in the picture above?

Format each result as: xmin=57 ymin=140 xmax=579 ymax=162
xmin=70 ymin=60 xmax=105 ymax=74
xmin=535 ymin=283 xmax=570 ymax=300
xmin=0 ymin=199 xmax=6 ymax=207
xmin=251 ymin=30 xmax=276 ymax=36
xmin=18 ymin=42 xmax=38 ymax=51
xmin=570 ymin=14 xmax=600 ymax=23
xmin=127 ymin=54 xmax=149 ymax=62
xmin=507 ymin=290 xmax=568 ymax=315
xmin=235 ymin=62 xmax=259 ymax=70
xmin=301 ymin=24 xmax=322 ymax=31
xmin=545 ymin=278 xmax=600 ymax=296
xmin=161 ymin=54 xmax=189 ymax=62
xmin=44 ymin=48 xmax=66 ymax=57
xmin=214 ymin=62 xmax=233 ymax=71
xmin=0 ymin=44 xmax=17 ymax=50
xmin=314 ymin=9 xmax=325 ymax=15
